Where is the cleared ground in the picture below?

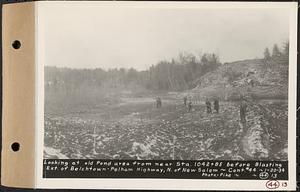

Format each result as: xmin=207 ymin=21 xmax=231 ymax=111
xmin=44 ymin=93 xmax=288 ymax=160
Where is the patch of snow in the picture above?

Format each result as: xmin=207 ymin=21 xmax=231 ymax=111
xmin=44 ymin=146 xmax=69 ymax=159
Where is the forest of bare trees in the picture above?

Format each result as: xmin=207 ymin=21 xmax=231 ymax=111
xmin=45 ymin=52 xmax=221 ymax=93
xmin=45 ymin=41 xmax=289 ymax=100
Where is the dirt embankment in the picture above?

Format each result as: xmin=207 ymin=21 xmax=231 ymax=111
xmin=191 ymin=59 xmax=288 ymax=101
xmin=240 ymin=100 xmax=287 ymax=160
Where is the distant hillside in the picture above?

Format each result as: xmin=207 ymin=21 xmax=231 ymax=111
xmin=190 ymin=58 xmax=288 ymax=100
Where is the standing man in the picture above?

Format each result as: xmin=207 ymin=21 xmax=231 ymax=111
xmin=214 ymin=99 xmax=219 ymax=113
xmin=158 ymin=97 xmax=162 ymax=108
xmin=188 ymin=101 xmax=192 ymax=112
xmin=184 ymin=96 xmax=187 ymax=106
xmin=240 ymin=98 xmax=247 ymax=124
xmin=206 ymin=99 xmax=212 ymax=114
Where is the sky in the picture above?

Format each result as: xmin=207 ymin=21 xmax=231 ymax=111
xmin=39 ymin=2 xmax=291 ymax=71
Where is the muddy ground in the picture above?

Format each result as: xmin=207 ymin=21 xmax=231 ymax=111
xmin=44 ymin=93 xmax=288 ymax=160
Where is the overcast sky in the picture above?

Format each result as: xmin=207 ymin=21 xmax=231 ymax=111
xmin=39 ymin=2 xmax=291 ymax=70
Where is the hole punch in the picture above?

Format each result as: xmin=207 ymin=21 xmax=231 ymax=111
xmin=11 ymin=142 xmax=20 ymax=152
xmin=12 ymin=40 xmax=21 ymax=49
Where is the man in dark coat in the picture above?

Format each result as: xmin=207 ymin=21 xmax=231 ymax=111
xmin=156 ymin=97 xmax=160 ymax=108
xmin=240 ymin=99 xmax=247 ymax=124
xmin=214 ymin=99 xmax=219 ymax=113
xmin=206 ymin=99 xmax=212 ymax=114
xmin=184 ymin=96 xmax=187 ymax=106
xmin=188 ymin=101 xmax=192 ymax=112
xmin=156 ymin=97 xmax=162 ymax=108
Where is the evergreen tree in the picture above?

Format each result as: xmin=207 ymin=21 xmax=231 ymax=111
xmin=280 ymin=41 xmax=289 ymax=65
xmin=282 ymin=41 xmax=289 ymax=57
xmin=264 ymin=47 xmax=271 ymax=60
xmin=272 ymin=44 xmax=281 ymax=58
xmin=201 ymin=54 xmax=208 ymax=64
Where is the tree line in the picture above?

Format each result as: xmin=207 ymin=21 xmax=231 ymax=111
xmin=45 ymin=52 xmax=221 ymax=92
xmin=263 ymin=41 xmax=289 ymax=65
xmin=46 ymin=41 xmax=289 ymax=94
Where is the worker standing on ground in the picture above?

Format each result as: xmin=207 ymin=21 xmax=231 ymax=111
xmin=184 ymin=96 xmax=187 ymax=106
xmin=158 ymin=97 xmax=162 ymax=108
xmin=188 ymin=101 xmax=192 ymax=112
xmin=214 ymin=99 xmax=219 ymax=113
xmin=206 ymin=99 xmax=212 ymax=114
xmin=240 ymin=97 xmax=247 ymax=124
xmin=156 ymin=97 xmax=160 ymax=108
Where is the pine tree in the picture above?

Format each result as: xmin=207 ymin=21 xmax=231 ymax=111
xmin=201 ymin=54 xmax=208 ymax=65
xmin=272 ymin=44 xmax=281 ymax=58
xmin=264 ymin=47 xmax=271 ymax=61
xmin=282 ymin=41 xmax=289 ymax=57
xmin=281 ymin=41 xmax=289 ymax=65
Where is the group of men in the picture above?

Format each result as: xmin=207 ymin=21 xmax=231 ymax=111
xmin=156 ymin=96 xmax=247 ymax=123
xmin=184 ymin=96 xmax=247 ymax=124
xmin=183 ymin=96 xmax=219 ymax=114
xmin=205 ymin=99 xmax=219 ymax=114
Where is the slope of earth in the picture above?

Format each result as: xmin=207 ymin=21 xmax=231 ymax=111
xmin=191 ymin=59 xmax=288 ymax=100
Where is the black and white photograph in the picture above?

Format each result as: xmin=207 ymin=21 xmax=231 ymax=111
xmin=43 ymin=2 xmax=291 ymax=163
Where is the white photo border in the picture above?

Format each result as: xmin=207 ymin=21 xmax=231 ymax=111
xmin=35 ymin=1 xmax=297 ymax=190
